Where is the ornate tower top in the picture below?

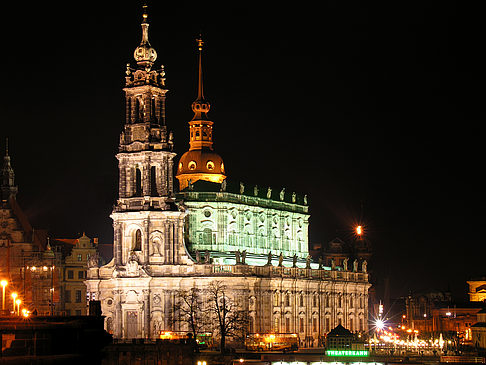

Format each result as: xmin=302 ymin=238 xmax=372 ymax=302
xmin=1 ymin=138 xmax=18 ymax=200
xmin=176 ymin=37 xmax=226 ymax=190
xmin=133 ymin=3 xmax=157 ymax=68
xmin=119 ymin=3 xmax=171 ymax=153
xmin=191 ymin=36 xmax=210 ymax=121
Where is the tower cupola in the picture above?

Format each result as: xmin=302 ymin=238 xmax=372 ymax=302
xmin=133 ymin=4 xmax=157 ymax=68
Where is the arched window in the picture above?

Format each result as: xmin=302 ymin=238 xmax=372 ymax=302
xmin=150 ymin=166 xmax=158 ymax=196
xmin=300 ymin=294 xmax=304 ymax=307
xmin=135 ymin=168 xmax=142 ymax=196
xmin=133 ymin=229 xmax=142 ymax=251
xmin=202 ymin=228 xmax=212 ymax=245
xmin=285 ymin=294 xmax=290 ymax=307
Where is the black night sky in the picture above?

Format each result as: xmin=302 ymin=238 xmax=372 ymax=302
xmin=1 ymin=2 xmax=484 ymax=302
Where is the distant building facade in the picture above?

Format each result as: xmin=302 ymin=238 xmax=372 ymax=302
xmin=0 ymin=143 xmax=100 ymax=315
xmin=0 ymin=144 xmax=58 ymax=315
xmin=405 ymin=290 xmax=484 ymax=344
xmin=468 ymin=278 xmax=486 ymax=302
xmin=52 ymin=234 xmax=97 ymax=315
xmin=86 ymin=6 xmax=371 ymax=346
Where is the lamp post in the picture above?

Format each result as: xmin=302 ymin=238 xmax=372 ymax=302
xmin=11 ymin=292 xmax=17 ymax=313
xmin=1 ymin=280 xmax=7 ymax=310
xmin=15 ymin=299 xmax=21 ymax=316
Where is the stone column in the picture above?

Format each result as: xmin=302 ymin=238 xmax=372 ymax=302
xmin=143 ymin=219 xmax=150 ymax=264
xmin=114 ymin=223 xmax=122 ymax=266
xmin=142 ymin=163 xmax=150 ymax=196
xmin=115 ymin=290 xmax=123 ymax=339
xmin=143 ymin=289 xmax=150 ymax=339
xmin=164 ymin=221 xmax=170 ymax=264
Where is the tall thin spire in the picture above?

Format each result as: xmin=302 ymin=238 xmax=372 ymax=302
xmin=191 ymin=36 xmax=210 ymax=121
xmin=1 ymin=138 xmax=18 ymax=200
xmin=196 ymin=36 xmax=204 ymax=102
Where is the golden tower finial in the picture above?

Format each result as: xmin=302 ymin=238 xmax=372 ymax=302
xmin=142 ymin=2 xmax=148 ymax=24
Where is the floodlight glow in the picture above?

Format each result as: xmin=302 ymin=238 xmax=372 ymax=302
xmin=375 ymin=319 xmax=384 ymax=330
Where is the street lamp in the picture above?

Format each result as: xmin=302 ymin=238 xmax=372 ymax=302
xmin=15 ymin=299 xmax=21 ymax=316
xmin=1 ymin=280 xmax=7 ymax=310
xmin=11 ymin=292 xmax=17 ymax=313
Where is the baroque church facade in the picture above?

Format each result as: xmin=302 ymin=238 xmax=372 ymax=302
xmin=85 ymin=7 xmax=371 ymax=345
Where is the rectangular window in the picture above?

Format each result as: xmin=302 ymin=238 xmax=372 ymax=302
xmin=313 ymin=318 xmax=317 ymax=332
xmin=75 ymin=290 xmax=82 ymax=303
xmin=77 ymin=254 xmax=82 ymax=261
xmin=65 ymin=290 xmax=71 ymax=303
xmin=67 ymin=270 xmax=74 ymax=279
xmin=350 ymin=318 xmax=354 ymax=331
xmin=299 ymin=318 xmax=304 ymax=333
xmin=78 ymin=271 xmax=84 ymax=279
xmin=326 ymin=317 xmax=330 ymax=332
xmin=285 ymin=317 xmax=290 ymax=333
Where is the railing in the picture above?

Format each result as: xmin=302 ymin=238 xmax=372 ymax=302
xmin=92 ymin=261 xmax=368 ymax=283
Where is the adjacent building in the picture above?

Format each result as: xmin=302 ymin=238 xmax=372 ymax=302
xmin=0 ymin=142 xmax=100 ymax=315
xmin=86 ymin=5 xmax=371 ymax=346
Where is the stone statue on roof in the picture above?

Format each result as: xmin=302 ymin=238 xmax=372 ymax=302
xmin=343 ymin=258 xmax=349 ymax=271
xmin=304 ymin=194 xmax=308 ymax=205
xmin=87 ymin=252 xmax=100 ymax=269
xmin=362 ymin=260 xmax=367 ymax=273
xmin=234 ymin=250 xmax=241 ymax=264
xmin=241 ymin=250 xmax=247 ymax=264
xmin=239 ymin=182 xmax=245 ymax=194
xmin=267 ymin=187 xmax=272 ymax=199
xmin=306 ymin=255 xmax=311 ymax=269
xmin=204 ymin=250 xmax=210 ymax=264
xmin=254 ymin=185 xmax=259 ymax=196
xmin=280 ymin=188 xmax=285 ymax=201
xmin=292 ymin=192 xmax=296 ymax=203
xmin=278 ymin=252 xmax=284 ymax=267
xmin=292 ymin=254 xmax=298 ymax=268
xmin=221 ymin=179 xmax=227 ymax=192
xmin=266 ymin=251 xmax=273 ymax=266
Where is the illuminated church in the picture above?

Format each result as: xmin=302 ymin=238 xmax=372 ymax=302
xmin=86 ymin=6 xmax=370 ymax=345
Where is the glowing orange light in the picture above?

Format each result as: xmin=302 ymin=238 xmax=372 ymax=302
xmin=356 ymin=225 xmax=363 ymax=236
xmin=159 ymin=331 xmax=174 ymax=340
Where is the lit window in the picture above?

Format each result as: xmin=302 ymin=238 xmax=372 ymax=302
xmin=206 ymin=160 xmax=214 ymax=170
xmin=188 ymin=161 xmax=197 ymax=170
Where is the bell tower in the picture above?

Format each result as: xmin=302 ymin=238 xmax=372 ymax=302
xmin=111 ymin=4 xmax=188 ymax=269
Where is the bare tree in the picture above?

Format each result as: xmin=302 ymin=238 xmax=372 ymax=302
xmin=170 ymin=288 xmax=205 ymax=339
xmin=207 ymin=281 xmax=249 ymax=353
